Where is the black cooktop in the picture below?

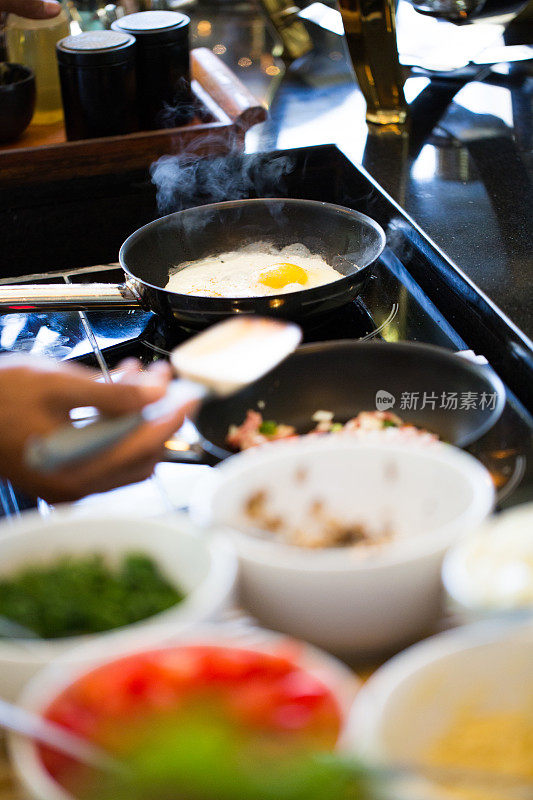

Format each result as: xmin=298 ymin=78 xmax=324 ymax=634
xmin=1 ymin=144 xmax=532 ymax=514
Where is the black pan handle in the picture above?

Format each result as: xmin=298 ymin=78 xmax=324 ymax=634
xmin=0 ymin=281 xmax=140 ymax=311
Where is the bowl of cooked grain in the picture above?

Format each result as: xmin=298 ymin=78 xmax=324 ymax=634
xmin=346 ymin=619 xmax=533 ymax=800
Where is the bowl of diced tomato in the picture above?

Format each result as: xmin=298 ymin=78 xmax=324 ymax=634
xmin=9 ymin=627 xmax=359 ymax=800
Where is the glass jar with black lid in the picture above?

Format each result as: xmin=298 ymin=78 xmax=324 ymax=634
xmin=111 ymin=10 xmax=191 ymax=131
xmin=56 ymin=30 xmax=138 ymax=141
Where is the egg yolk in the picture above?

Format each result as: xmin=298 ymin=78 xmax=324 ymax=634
xmin=258 ymin=263 xmax=309 ymax=290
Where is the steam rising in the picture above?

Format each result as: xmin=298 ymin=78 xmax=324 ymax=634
xmin=157 ymin=77 xmax=193 ymax=129
xmin=150 ymin=147 xmax=295 ymax=214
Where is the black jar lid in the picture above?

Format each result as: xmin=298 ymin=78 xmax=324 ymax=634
xmin=111 ymin=11 xmax=189 ymax=46
xmin=56 ymin=31 xmax=136 ymax=66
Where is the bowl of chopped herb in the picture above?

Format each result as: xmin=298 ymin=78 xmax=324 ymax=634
xmin=0 ymin=510 xmax=237 ymax=700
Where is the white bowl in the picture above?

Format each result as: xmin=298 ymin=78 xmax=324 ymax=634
xmin=345 ymin=619 xmax=533 ymax=799
xmin=192 ymin=438 xmax=495 ymax=657
xmin=9 ymin=623 xmax=360 ymax=800
xmin=442 ymin=501 xmax=533 ymax=616
xmin=0 ymin=510 xmax=237 ymax=700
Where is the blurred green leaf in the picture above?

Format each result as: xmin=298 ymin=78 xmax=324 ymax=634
xmin=81 ymin=710 xmax=376 ymax=800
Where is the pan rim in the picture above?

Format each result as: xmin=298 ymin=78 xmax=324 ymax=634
xmin=118 ymin=197 xmax=387 ymax=304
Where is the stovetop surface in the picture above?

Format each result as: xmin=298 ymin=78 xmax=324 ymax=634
xmin=1 ymin=144 xmax=531 ymax=515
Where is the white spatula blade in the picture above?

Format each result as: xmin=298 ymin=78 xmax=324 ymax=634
xmin=171 ymin=316 xmax=302 ymax=396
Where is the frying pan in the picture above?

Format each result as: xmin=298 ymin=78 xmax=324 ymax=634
xmin=189 ymin=340 xmax=506 ymax=462
xmin=0 ymin=199 xmax=386 ymax=327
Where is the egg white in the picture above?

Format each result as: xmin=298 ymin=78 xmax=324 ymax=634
xmin=165 ymin=244 xmax=345 ymax=298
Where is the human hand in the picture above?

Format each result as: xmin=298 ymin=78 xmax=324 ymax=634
xmin=0 ymin=355 xmax=195 ymax=502
xmin=0 ymin=0 xmax=61 ymax=18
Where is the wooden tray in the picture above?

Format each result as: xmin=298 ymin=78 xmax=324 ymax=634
xmin=0 ymin=48 xmax=267 ymax=188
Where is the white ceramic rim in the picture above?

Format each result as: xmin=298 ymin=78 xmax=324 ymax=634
xmin=10 ymin=623 xmax=361 ymax=800
xmin=0 ymin=509 xmax=238 ymax=663
xmin=192 ymin=438 xmax=495 ymax=571
xmin=441 ymin=500 xmax=533 ymax=612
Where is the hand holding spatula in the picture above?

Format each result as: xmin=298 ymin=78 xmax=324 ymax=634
xmin=25 ymin=317 xmax=302 ymax=473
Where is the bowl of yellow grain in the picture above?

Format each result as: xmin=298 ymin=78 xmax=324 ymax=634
xmin=344 ymin=619 xmax=533 ymax=800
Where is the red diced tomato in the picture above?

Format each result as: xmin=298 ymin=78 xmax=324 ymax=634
xmin=41 ymin=644 xmax=342 ymax=785
xmin=271 ymin=702 xmax=314 ymax=731
xmin=277 ymin=671 xmax=331 ymax=704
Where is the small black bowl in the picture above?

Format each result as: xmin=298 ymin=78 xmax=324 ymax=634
xmin=0 ymin=63 xmax=36 ymax=144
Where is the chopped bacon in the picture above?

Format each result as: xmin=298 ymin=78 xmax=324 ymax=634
xmin=226 ymin=410 xmax=296 ymax=451
xmin=226 ymin=409 xmax=438 ymax=452
xmin=226 ymin=410 xmax=264 ymax=450
xmin=343 ymin=410 xmax=402 ymax=432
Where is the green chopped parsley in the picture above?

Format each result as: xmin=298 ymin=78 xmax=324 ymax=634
xmin=0 ymin=553 xmax=184 ymax=639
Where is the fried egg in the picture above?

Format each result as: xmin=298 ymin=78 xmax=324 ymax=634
xmin=165 ymin=244 xmax=345 ymax=298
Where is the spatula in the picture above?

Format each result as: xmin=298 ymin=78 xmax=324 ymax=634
xmin=24 ymin=317 xmax=302 ymax=473
xmin=0 ymin=696 xmax=118 ymax=773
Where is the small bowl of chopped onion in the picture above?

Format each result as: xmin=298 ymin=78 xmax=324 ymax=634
xmin=346 ymin=619 xmax=533 ymax=800
xmin=192 ymin=438 xmax=495 ymax=658
xmin=0 ymin=510 xmax=237 ymax=700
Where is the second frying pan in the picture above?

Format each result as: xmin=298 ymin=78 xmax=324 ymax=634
xmin=191 ymin=340 xmax=506 ymax=462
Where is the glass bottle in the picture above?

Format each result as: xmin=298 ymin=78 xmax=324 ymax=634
xmin=5 ymin=6 xmax=71 ymax=125
xmin=339 ymin=0 xmax=408 ymax=126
